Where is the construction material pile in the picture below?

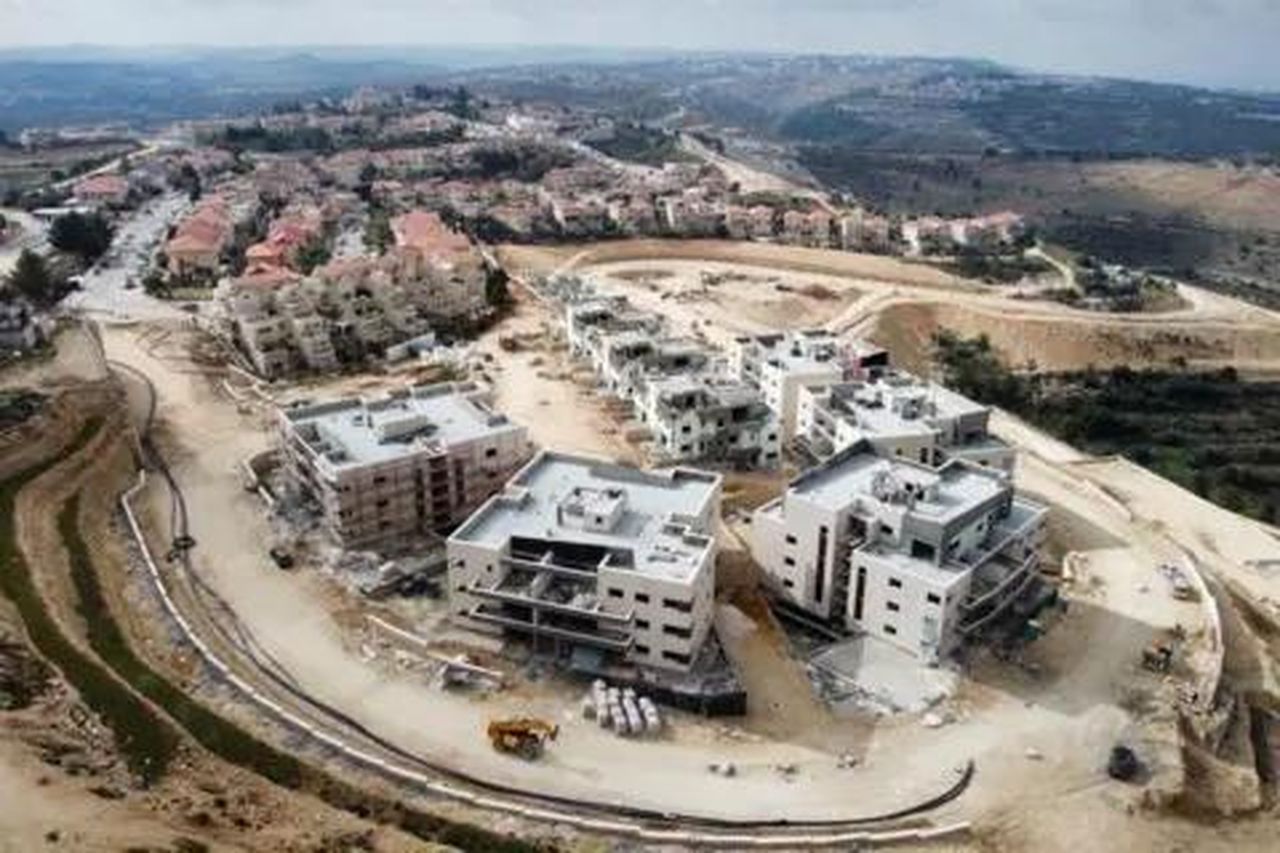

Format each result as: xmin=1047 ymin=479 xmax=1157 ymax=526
xmin=582 ymin=679 xmax=663 ymax=737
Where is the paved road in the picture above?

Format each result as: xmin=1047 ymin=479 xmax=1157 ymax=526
xmin=62 ymin=192 xmax=190 ymax=322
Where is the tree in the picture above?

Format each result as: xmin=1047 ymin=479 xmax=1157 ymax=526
xmin=364 ymin=213 xmax=393 ymax=254
xmin=6 ymin=249 xmax=55 ymax=306
xmin=484 ymin=266 xmax=511 ymax=308
xmin=295 ymin=239 xmax=331 ymax=274
xmin=49 ymin=211 xmax=114 ymax=265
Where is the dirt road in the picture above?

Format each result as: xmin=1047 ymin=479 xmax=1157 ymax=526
xmin=502 ymin=240 xmax=1280 ymax=373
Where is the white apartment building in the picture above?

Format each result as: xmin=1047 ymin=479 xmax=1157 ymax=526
xmin=638 ymin=373 xmax=782 ymax=468
xmin=797 ymin=370 xmax=1015 ymax=473
xmin=447 ymin=451 xmax=723 ymax=672
xmin=278 ymin=382 xmax=532 ymax=549
xmin=562 ymin=291 xmax=780 ymax=468
xmin=218 ymin=250 xmax=487 ymax=379
xmin=565 ymin=295 xmax=666 ymax=367
xmin=734 ymin=330 xmax=889 ymax=441
xmin=750 ymin=443 xmax=1047 ymax=662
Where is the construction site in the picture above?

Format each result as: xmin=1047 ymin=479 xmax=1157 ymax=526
xmin=1 ymin=235 xmax=1279 ymax=852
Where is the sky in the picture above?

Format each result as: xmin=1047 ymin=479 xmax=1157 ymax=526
xmin=2 ymin=0 xmax=1278 ymax=91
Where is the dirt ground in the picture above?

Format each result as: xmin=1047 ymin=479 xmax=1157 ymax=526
xmin=6 ymin=233 xmax=1279 ymax=848
xmin=501 ymin=239 xmax=1280 ymax=375
xmin=0 ymin=379 xmax=448 ymax=851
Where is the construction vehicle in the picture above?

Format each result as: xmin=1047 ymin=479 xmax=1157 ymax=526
xmin=487 ymin=718 xmax=558 ymax=760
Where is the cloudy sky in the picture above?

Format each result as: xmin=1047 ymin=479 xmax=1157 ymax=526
xmin=2 ymin=0 xmax=1277 ymax=90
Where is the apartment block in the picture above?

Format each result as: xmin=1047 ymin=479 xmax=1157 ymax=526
xmin=218 ymin=247 xmax=486 ymax=378
xmin=565 ymin=295 xmax=666 ymax=366
xmin=750 ymin=443 xmax=1047 ymax=662
xmin=638 ymin=373 xmax=781 ymax=468
xmin=796 ymin=370 xmax=1015 ymax=472
xmin=560 ymin=288 xmax=779 ymax=468
xmin=734 ymin=330 xmax=889 ymax=441
xmin=278 ymin=382 xmax=532 ymax=549
xmin=447 ymin=451 xmax=722 ymax=672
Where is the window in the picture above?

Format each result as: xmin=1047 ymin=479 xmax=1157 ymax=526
xmin=886 ymin=601 xmax=900 ymax=612
xmin=607 ymin=588 xmax=624 ymax=598
xmin=880 ymin=523 xmax=893 ymax=537
xmin=484 ymin=447 xmax=497 ymax=458
xmin=680 ymin=443 xmax=692 ymax=453
xmin=662 ymin=651 xmax=691 ymax=665
xmin=634 ymin=644 xmax=650 ymax=655
xmin=376 ymin=498 xmax=389 ymax=509
xmin=784 ymin=556 xmax=796 ymax=567
xmin=888 ymin=577 xmax=903 ymax=589
xmin=663 ymin=598 xmax=692 ymax=614
xmin=785 ymin=534 xmax=797 ymax=545
xmin=373 ymin=475 xmax=388 ymax=485
xmin=635 ymin=619 xmax=650 ymax=630
xmin=814 ymin=525 xmax=829 ymax=605
xmin=681 ymin=424 xmax=692 ymax=434
xmin=783 ymin=579 xmax=795 ymax=589
xmin=635 ymin=592 xmax=650 ymax=604
xmin=926 ymin=593 xmax=941 ymax=605
xmin=767 ymin=433 xmax=777 ymax=442
xmin=911 ymin=539 xmax=936 ymax=560
xmin=883 ymin=625 xmax=897 ymax=636
xmin=663 ymin=625 xmax=692 ymax=639
xmin=853 ymin=566 xmax=867 ymax=622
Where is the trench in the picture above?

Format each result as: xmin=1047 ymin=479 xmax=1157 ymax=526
xmin=7 ymin=416 xmax=545 ymax=852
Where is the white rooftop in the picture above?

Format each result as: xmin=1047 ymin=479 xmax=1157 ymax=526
xmin=451 ymin=451 xmax=721 ymax=581
xmin=818 ymin=371 xmax=989 ymax=439
xmin=789 ymin=443 xmax=1008 ymax=525
xmin=282 ymin=382 xmax=521 ymax=469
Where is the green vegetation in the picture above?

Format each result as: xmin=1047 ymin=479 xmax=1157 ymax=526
xmin=5 ymin=249 xmax=57 ymax=305
xmin=49 ymin=211 xmax=114 ymax=266
xmin=26 ymin=432 xmax=547 ymax=850
xmin=484 ymin=266 xmax=512 ymax=308
xmin=0 ymin=419 xmax=181 ymax=784
xmin=294 ymin=238 xmax=331 ymax=274
xmin=934 ymin=332 xmax=1280 ymax=523
xmin=0 ymin=389 xmax=44 ymax=429
xmin=586 ymin=123 xmax=691 ymax=166
xmin=939 ymin=248 xmax=1050 ymax=284
xmin=363 ymin=212 xmax=393 ymax=254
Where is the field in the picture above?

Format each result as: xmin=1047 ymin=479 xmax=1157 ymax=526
xmin=0 ymin=141 xmax=137 ymax=199
xmin=795 ymin=152 xmax=1280 ymax=304
xmin=935 ymin=333 xmax=1280 ymax=523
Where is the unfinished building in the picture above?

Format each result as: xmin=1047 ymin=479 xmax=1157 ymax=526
xmin=733 ymin=330 xmax=889 ymax=441
xmin=637 ymin=373 xmax=781 ymax=468
xmin=565 ymin=295 xmax=666 ymax=368
xmin=278 ymin=382 xmax=533 ymax=550
xmin=750 ymin=442 xmax=1047 ymax=662
xmin=797 ymin=370 xmax=1015 ymax=472
xmin=447 ymin=451 xmax=723 ymax=672
xmin=217 ymin=235 xmax=487 ymax=379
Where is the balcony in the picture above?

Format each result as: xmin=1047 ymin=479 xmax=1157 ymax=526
xmin=467 ymin=579 xmax=632 ymax=625
xmin=958 ymin=551 xmax=1039 ymax=636
xmin=468 ymin=605 xmax=632 ymax=653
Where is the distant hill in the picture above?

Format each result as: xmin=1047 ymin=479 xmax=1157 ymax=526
xmin=452 ymin=54 xmax=1280 ymax=159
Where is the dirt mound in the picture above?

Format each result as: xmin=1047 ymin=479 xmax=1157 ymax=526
xmin=872 ymin=300 xmax=1280 ymax=373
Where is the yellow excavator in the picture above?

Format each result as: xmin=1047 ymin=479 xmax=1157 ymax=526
xmin=487 ymin=718 xmax=559 ymax=760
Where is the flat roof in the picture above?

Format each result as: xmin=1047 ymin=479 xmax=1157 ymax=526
xmin=791 ymin=443 xmax=1008 ymax=525
xmin=282 ymin=382 xmax=522 ymax=470
xmin=451 ymin=451 xmax=721 ymax=581
xmin=818 ymin=371 xmax=988 ymax=438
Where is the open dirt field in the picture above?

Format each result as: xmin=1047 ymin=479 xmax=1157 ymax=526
xmin=78 ymin=316 xmax=1280 ymax=851
xmin=502 ymin=239 xmax=1280 ymax=374
xmin=0 ymin=383 xmax=438 ymax=853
